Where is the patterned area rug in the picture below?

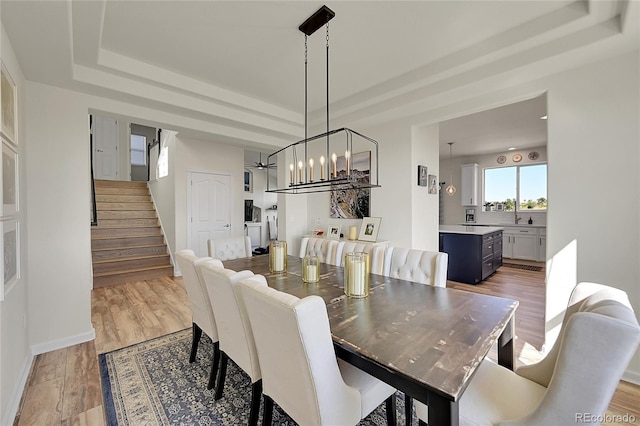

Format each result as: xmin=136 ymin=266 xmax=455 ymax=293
xmin=501 ymin=262 xmax=543 ymax=272
xmin=100 ymin=329 xmax=411 ymax=425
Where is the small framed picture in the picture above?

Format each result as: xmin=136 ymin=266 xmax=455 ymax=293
xmin=327 ymin=224 xmax=341 ymax=239
xmin=2 ymin=219 xmax=19 ymax=299
xmin=428 ymin=175 xmax=438 ymax=194
xmin=417 ymin=165 xmax=428 ymax=186
xmin=2 ymin=140 xmax=18 ymax=215
xmin=358 ymin=217 xmax=382 ymax=242
xmin=1 ymin=62 xmax=17 ymax=145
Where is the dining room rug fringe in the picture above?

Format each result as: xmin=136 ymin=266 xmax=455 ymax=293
xmin=99 ymin=328 xmax=411 ymax=425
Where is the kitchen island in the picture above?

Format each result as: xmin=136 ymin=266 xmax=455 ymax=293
xmin=439 ymin=225 xmax=503 ymax=284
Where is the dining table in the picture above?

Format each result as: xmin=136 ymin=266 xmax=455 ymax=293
xmin=223 ymin=254 xmax=518 ymax=426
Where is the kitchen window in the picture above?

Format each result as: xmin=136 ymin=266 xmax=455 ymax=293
xmin=483 ymin=164 xmax=547 ymax=211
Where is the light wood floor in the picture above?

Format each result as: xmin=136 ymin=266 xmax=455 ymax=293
xmin=13 ymin=266 xmax=640 ymax=425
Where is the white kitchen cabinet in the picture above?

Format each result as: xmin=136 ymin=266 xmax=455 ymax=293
xmin=460 ymin=163 xmax=478 ymax=206
xmin=502 ymin=227 xmax=539 ymax=261
xmin=538 ymin=228 xmax=547 ymax=262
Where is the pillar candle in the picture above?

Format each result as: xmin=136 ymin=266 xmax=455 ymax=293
xmin=348 ymin=226 xmax=358 ymax=240
xmin=349 ymin=259 xmax=366 ymax=296
xmin=274 ymin=246 xmax=285 ymax=271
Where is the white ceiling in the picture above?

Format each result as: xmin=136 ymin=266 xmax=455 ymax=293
xmin=2 ymin=1 xmax=637 ymax=157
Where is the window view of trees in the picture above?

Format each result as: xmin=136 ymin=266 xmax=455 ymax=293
xmin=484 ymin=164 xmax=547 ymax=211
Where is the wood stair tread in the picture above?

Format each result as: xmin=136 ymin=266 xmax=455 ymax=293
xmin=92 ymin=254 xmax=169 ymax=264
xmin=92 ymin=243 xmax=167 ymax=252
xmin=91 ymin=234 xmax=161 ymax=240
xmin=93 ymin=264 xmax=173 ymax=278
xmin=92 ymin=224 xmax=159 ymax=229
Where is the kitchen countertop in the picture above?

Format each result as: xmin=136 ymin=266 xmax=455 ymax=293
xmin=459 ymin=223 xmax=546 ymax=228
xmin=440 ymin=225 xmax=504 ymax=235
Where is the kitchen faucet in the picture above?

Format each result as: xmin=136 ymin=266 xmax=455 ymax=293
xmin=514 ymin=211 xmax=522 ymax=224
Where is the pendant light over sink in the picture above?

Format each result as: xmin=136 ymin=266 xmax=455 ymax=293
xmin=445 ymin=142 xmax=457 ymax=196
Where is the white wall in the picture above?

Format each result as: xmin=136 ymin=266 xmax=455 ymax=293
xmin=0 ymin=23 xmax=30 ymax=423
xmin=173 ymin=136 xmax=245 ymax=253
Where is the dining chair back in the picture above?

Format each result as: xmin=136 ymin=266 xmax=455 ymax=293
xmin=382 ymin=247 xmax=448 ymax=287
xmin=198 ymin=262 xmax=263 ymax=426
xmin=339 ymin=242 xmax=385 ymax=275
xmin=237 ymin=278 xmax=397 ymax=426
xmin=299 ymin=236 xmax=342 ymax=265
xmin=414 ymin=282 xmax=640 ymax=426
xmin=174 ymin=250 xmax=222 ymax=389
xmin=207 ymin=236 xmax=252 ymax=260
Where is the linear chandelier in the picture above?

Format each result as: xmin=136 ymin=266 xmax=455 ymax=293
xmin=266 ymin=5 xmax=380 ymax=194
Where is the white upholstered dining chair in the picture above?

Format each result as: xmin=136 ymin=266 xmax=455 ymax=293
xmin=236 ymin=277 xmax=398 ymax=426
xmin=207 ymin=236 xmax=252 ymax=260
xmin=174 ymin=250 xmax=222 ymax=390
xmin=198 ymin=262 xmax=263 ymax=426
xmin=381 ymin=247 xmax=448 ymax=287
xmin=414 ymin=282 xmax=640 ymax=426
xmin=299 ymin=236 xmax=342 ymax=265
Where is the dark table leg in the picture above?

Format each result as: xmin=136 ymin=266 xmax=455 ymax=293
xmin=497 ymin=315 xmax=515 ymax=370
xmin=428 ymin=393 xmax=459 ymax=426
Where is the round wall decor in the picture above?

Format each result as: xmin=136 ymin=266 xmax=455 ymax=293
xmin=497 ymin=155 xmax=507 ymax=164
xmin=528 ymin=151 xmax=539 ymax=160
xmin=512 ymin=153 xmax=522 ymax=162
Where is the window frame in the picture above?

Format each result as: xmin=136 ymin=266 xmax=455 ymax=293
xmin=483 ymin=162 xmax=547 ymax=212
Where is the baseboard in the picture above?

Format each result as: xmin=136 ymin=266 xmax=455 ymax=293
xmin=1 ymin=350 xmax=34 ymax=426
xmin=622 ymin=368 xmax=640 ymax=386
xmin=30 ymin=328 xmax=96 ymax=355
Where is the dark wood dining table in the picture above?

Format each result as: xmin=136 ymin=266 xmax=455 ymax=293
xmin=224 ymin=255 xmax=518 ymax=426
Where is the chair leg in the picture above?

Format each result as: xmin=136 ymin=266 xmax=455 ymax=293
xmin=190 ymin=323 xmax=202 ymax=363
xmin=214 ymin=352 xmax=228 ymax=400
xmin=404 ymin=394 xmax=413 ymax=426
xmin=262 ymin=394 xmax=274 ymax=426
xmin=207 ymin=341 xmax=220 ymax=390
xmin=385 ymin=394 xmax=397 ymax=426
xmin=249 ymin=380 xmax=262 ymax=426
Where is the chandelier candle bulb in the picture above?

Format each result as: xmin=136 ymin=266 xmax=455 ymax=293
xmin=345 ymin=150 xmax=351 ymax=175
xmin=289 ymin=163 xmax=294 ymax=185
xmin=298 ymin=161 xmax=304 ymax=183
xmin=309 ymin=158 xmax=314 ymax=181
xmin=319 ymin=155 xmax=326 ymax=180
xmin=331 ymin=153 xmax=337 ymax=178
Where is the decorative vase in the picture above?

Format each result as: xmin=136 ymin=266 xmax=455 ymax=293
xmin=269 ymin=240 xmax=287 ymax=273
xmin=344 ymin=252 xmax=370 ymax=298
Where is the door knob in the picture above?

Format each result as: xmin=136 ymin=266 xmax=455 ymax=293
xmin=224 ymin=224 xmax=230 ymax=227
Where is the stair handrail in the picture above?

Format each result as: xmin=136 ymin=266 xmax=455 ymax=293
xmin=90 ymin=115 xmax=98 ymax=226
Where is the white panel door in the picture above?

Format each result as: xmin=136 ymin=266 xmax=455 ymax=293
xmin=92 ymin=116 xmax=119 ymax=180
xmin=189 ymin=172 xmax=231 ymax=257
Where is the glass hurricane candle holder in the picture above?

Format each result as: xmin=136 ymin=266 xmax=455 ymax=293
xmin=269 ymin=240 xmax=287 ymax=273
xmin=303 ymin=255 xmax=320 ymax=283
xmin=344 ymin=252 xmax=370 ymax=298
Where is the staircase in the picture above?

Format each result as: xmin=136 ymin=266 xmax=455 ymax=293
xmin=91 ymin=180 xmax=173 ymax=288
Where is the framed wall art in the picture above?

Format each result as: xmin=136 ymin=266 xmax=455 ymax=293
xmin=428 ymin=174 xmax=438 ymax=194
xmin=358 ymin=217 xmax=381 ymax=242
xmin=2 ymin=140 xmax=18 ymax=215
xmin=2 ymin=219 xmax=20 ymax=299
xmin=417 ymin=165 xmax=428 ymax=186
xmin=1 ymin=62 xmax=17 ymax=145
xmin=330 ymin=151 xmax=370 ymax=219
